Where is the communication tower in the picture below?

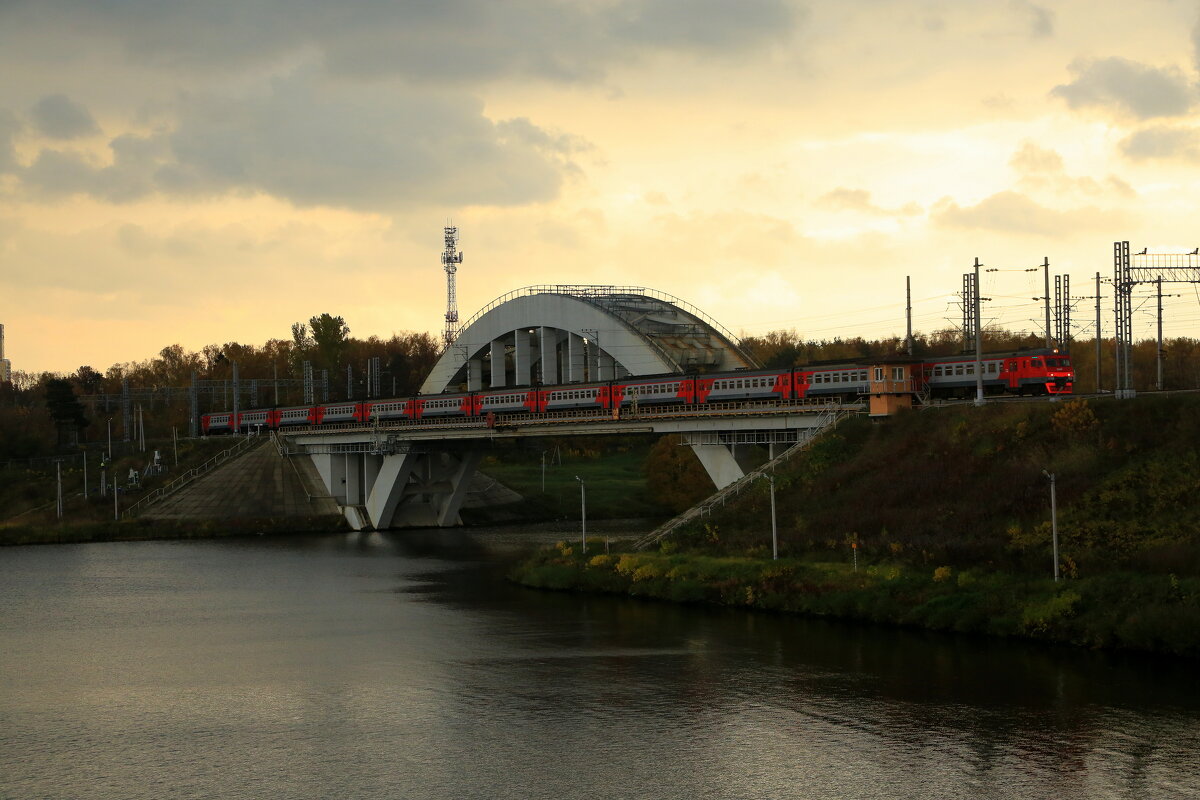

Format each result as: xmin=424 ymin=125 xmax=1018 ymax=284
xmin=442 ymin=226 xmax=464 ymax=349
xmin=0 ymin=323 xmax=10 ymax=383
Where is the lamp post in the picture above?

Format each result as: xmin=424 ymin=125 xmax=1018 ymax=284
xmin=1043 ymin=470 xmax=1059 ymax=581
xmin=762 ymin=473 xmax=778 ymax=560
xmin=107 ymin=417 xmax=112 ymax=461
xmin=541 ymin=450 xmax=548 ymax=493
xmin=574 ymin=475 xmax=587 ymax=554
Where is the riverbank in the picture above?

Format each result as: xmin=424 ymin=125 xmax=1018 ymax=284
xmin=0 ymin=515 xmax=345 ymax=546
xmin=511 ymin=544 xmax=1200 ymax=657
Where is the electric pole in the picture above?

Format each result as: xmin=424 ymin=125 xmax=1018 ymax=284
xmin=974 ymin=257 xmax=984 ymax=406
xmin=1042 ymin=257 xmax=1051 ymax=349
xmin=1095 ymin=273 xmax=1101 ymax=393
xmin=1157 ymin=277 xmax=1164 ymax=390
xmin=905 ymin=276 xmax=913 ymax=356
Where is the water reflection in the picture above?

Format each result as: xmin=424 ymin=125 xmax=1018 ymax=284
xmin=1 ymin=530 xmax=1197 ymax=800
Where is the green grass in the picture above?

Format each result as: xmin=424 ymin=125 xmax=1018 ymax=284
xmin=0 ymin=436 xmax=254 ymax=533
xmin=512 ymin=544 xmax=1200 ymax=657
xmin=470 ymin=438 xmax=672 ymax=522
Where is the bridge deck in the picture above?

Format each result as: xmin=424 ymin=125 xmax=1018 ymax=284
xmin=284 ymin=399 xmax=865 ymax=445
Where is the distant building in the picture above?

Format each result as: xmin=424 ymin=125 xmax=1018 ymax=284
xmin=0 ymin=323 xmax=10 ymax=383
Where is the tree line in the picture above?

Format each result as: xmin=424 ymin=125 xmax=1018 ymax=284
xmin=0 ymin=314 xmax=440 ymax=459
xmin=3 ymin=319 xmax=1200 ymax=459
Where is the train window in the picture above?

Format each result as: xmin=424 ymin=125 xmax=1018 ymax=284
xmin=1031 ymin=358 xmax=1043 ymax=367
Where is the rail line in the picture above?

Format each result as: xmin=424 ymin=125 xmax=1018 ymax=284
xmin=274 ymin=397 xmax=863 ymax=439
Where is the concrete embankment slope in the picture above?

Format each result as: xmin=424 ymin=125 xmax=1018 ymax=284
xmin=143 ymin=440 xmax=342 ymax=526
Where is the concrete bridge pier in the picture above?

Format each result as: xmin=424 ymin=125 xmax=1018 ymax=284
xmin=309 ymin=448 xmax=482 ymax=531
xmin=688 ymin=442 xmax=763 ymax=489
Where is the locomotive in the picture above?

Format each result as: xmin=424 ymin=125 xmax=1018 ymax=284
xmin=201 ymin=349 xmax=1073 ymax=434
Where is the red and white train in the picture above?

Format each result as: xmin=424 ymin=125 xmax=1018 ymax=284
xmin=201 ymin=349 xmax=1073 ymax=434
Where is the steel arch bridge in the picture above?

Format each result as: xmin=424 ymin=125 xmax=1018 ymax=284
xmin=420 ymin=285 xmax=757 ymax=395
xmin=285 ymin=286 xmax=845 ymax=532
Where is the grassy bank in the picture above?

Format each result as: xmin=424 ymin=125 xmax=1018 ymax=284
xmin=463 ymin=436 xmax=672 ymax=524
xmin=512 ymin=395 xmax=1200 ymax=658
xmin=1 ymin=436 xmax=241 ymax=529
xmin=513 ymin=544 xmax=1200 ymax=657
xmin=0 ymin=515 xmax=345 ymax=546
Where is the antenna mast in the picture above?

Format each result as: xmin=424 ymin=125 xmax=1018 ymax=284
xmin=442 ymin=225 xmax=464 ymax=349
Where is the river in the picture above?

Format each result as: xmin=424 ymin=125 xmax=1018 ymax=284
xmin=2 ymin=529 xmax=1198 ymax=799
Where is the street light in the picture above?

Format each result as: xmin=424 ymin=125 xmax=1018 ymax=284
xmin=574 ymin=475 xmax=587 ymax=554
xmin=541 ymin=450 xmax=548 ymax=493
xmin=762 ymin=473 xmax=778 ymax=560
xmin=1042 ymin=470 xmax=1059 ymax=581
xmin=107 ymin=417 xmax=112 ymax=461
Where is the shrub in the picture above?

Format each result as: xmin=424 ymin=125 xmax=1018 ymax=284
xmin=615 ymin=554 xmax=641 ymax=576
xmin=1052 ymin=399 xmax=1098 ymax=437
xmin=632 ymin=564 xmax=662 ymax=582
xmin=1021 ymin=589 xmax=1081 ymax=635
xmin=933 ymin=566 xmax=953 ymax=582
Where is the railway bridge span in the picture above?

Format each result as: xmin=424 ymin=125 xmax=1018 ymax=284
xmin=281 ymin=285 xmax=857 ymax=531
xmin=282 ymin=401 xmax=851 ymax=531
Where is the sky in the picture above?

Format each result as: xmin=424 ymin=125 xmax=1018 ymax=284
xmin=4 ymin=0 xmax=1200 ymax=375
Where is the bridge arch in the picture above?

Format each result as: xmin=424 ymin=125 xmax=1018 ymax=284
xmin=421 ymin=285 xmax=757 ymax=394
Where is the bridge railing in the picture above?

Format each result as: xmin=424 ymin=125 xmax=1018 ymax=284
xmin=277 ymin=397 xmax=861 ymax=439
xmin=446 ymin=284 xmax=757 ymax=366
xmin=120 ymin=435 xmax=260 ymax=518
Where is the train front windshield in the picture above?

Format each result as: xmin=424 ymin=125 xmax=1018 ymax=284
xmin=1045 ymin=357 xmax=1070 ymax=369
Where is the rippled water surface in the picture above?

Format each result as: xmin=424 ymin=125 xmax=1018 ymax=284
xmin=2 ymin=530 xmax=1199 ymax=799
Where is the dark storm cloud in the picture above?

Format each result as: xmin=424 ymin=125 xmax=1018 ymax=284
xmin=29 ymin=95 xmax=100 ymax=140
xmin=1051 ymin=57 xmax=1196 ymax=119
xmin=1 ymin=0 xmax=800 ymax=82
xmin=12 ymin=73 xmax=578 ymax=209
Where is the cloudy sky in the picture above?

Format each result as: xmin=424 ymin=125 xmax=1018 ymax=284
xmin=4 ymin=0 xmax=1200 ymax=375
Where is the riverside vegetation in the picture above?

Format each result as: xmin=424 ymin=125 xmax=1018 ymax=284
xmin=513 ymin=395 xmax=1200 ymax=658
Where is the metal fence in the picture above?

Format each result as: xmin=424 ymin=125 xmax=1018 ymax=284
xmin=121 ymin=436 xmax=260 ymax=518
